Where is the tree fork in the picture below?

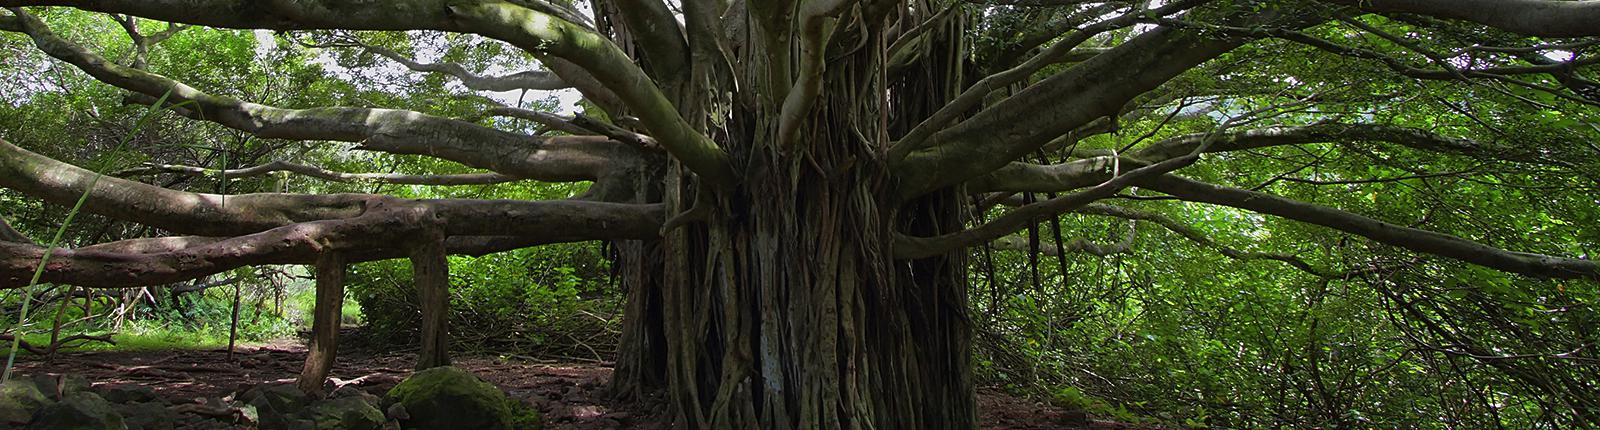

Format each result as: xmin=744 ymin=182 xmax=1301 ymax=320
xmin=297 ymin=251 xmax=346 ymax=397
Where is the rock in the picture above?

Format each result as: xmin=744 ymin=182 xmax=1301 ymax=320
xmin=26 ymin=392 xmax=126 ymax=430
xmin=240 ymin=384 xmax=311 ymax=430
xmin=329 ymin=386 xmax=380 ymax=405
xmin=0 ymin=380 xmax=50 ymax=426
xmin=20 ymin=374 xmax=88 ymax=401
xmin=112 ymin=401 xmax=175 ymax=430
xmin=382 ymin=366 xmax=541 ymax=430
xmin=98 ymin=385 xmax=161 ymax=405
xmin=301 ymin=397 xmax=384 ymax=430
xmin=383 ymin=403 xmax=408 ymax=421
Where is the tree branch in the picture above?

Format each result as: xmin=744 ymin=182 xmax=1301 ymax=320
xmin=1141 ymin=175 xmax=1599 ymax=280
xmin=892 ymin=7 xmax=1326 ymax=200
xmin=0 ymin=198 xmax=664 ymax=288
xmin=346 ymin=38 xmax=571 ymax=91
xmin=1324 ymin=0 xmax=1600 ymax=37
xmin=0 ymin=215 xmax=33 ymax=245
xmin=115 ymin=160 xmax=520 ymax=186
xmin=1074 ymin=203 xmax=1334 ymax=277
xmin=2 ymin=2 xmax=732 ymax=184
xmin=970 ymin=122 xmax=1570 ymax=193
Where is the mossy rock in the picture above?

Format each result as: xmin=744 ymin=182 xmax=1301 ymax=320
xmin=26 ymin=392 xmax=126 ymax=430
xmin=111 ymin=401 xmax=175 ymax=430
xmin=97 ymin=385 xmax=161 ymax=405
xmin=383 ymin=367 xmax=540 ymax=430
xmin=0 ymin=380 xmax=50 ymax=426
xmin=240 ymin=384 xmax=312 ymax=430
xmin=302 ymin=397 xmax=384 ymax=430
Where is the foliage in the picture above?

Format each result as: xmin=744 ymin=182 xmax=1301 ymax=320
xmin=347 ymin=243 xmax=618 ymax=360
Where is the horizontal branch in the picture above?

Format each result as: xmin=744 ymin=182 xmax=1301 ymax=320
xmin=1324 ymin=0 xmax=1600 ymax=37
xmin=356 ymin=40 xmax=570 ymax=91
xmin=1140 ymin=175 xmax=1599 ymax=280
xmin=896 ymin=145 xmax=1202 ymax=259
xmin=3 ymin=6 xmax=641 ymax=184
xmin=0 ymin=198 xmax=664 ymax=288
xmin=2 ymin=1 xmax=733 ymax=185
xmin=988 ymin=223 xmax=1136 ymax=257
xmin=116 ymin=160 xmax=519 ymax=186
xmin=970 ymin=122 xmax=1566 ymax=193
xmin=1 ymin=138 xmax=372 ymax=236
xmin=1075 ymin=203 xmax=1333 ymax=277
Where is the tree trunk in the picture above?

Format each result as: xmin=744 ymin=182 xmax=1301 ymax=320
xmin=227 ymin=283 xmax=242 ymax=361
xmin=608 ymin=13 xmax=977 ymax=428
xmin=298 ymin=251 xmax=345 ymax=397
xmin=411 ymin=232 xmax=451 ymax=370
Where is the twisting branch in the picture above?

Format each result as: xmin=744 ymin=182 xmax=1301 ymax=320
xmin=895 ymin=136 xmax=1208 ymax=259
xmin=109 ymin=14 xmax=187 ymax=69
xmin=332 ymin=36 xmax=571 ymax=91
xmin=1075 ymin=203 xmax=1334 ymax=277
xmin=1140 ymin=175 xmax=1600 ymax=280
xmin=115 ymin=160 xmax=520 ymax=186
xmin=0 ymin=215 xmax=33 ymax=245
xmin=0 ymin=10 xmax=637 ymax=183
xmin=892 ymin=7 xmax=1328 ymax=199
xmin=889 ymin=0 xmax=1209 ymax=159
xmin=477 ymin=106 xmax=595 ymax=136
xmin=1321 ymin=0 xmax=1600 ymax=37
xmin=970 ymin=122 xmax=1571 ymax=193
xmin=1 ymin=1 xmax=733 ymax=185
xmin=989 ymin=219 xmax=1137 ymax=257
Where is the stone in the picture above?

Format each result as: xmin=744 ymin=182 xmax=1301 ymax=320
xmin=329 ymin=385 xmax=380 ymax=405
xmin=26 ymin=392 xmax=126 ymax=430
xmin=19 ymin=374 xmax=88 ymax=401
xmin=97 ymin=385 xmax=161 ymax=405
xmin=241 ymin=384 xmax=311 ymax=430
xmin=382 ymin=366 xmax=540 ymax=430
xmin=0 ymin=380 xmax=50 ymax=426
xmin=301 ymin=397 xmax=384 ymax=430
xmin=111 ymin=401 xmax=175 ymax=430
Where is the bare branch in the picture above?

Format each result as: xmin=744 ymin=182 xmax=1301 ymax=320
xmin=346 ymin=38 xmax=571 ymax=91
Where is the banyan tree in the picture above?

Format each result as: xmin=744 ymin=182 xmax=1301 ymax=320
xmin=2 ymin=0 xmax=1599 ymax=428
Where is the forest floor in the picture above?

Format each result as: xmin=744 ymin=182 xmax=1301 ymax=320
xmin=12 ymin=333 xmax=1138 ymax=429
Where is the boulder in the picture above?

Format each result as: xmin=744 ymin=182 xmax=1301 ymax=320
xmin=97 ymin=385 xmax=161 ymax=405
xmin=0 ymin=380 xmax=50 ymax=426
xmin=111 ymin=402 xmax=175 ymax=430
xmin=383 ymin=367 xmax=540 ymax=430
xmin=26 ymin=392 xmax=126 ymax=430
xmin=302 ymin=397 xmax=384 ymax=430
xmin=22 ymin=374 xmax=89 ymax=401
xmin=240 ymin=384 xmax=312 ymax=430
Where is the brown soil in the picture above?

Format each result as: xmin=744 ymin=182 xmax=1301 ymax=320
xmin=12 ymin=337 xmax=1117 ymax=429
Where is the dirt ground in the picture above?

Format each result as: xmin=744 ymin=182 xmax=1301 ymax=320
xmin=12 ymin=337 xmax=1131 ymax=429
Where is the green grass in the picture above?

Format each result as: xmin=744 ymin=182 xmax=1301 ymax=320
xmin=2 ymin=316 xmax=296 ymax=356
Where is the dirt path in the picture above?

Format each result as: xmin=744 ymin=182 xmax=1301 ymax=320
xmin=12 ymin=339 xmax=1124 ymax=429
